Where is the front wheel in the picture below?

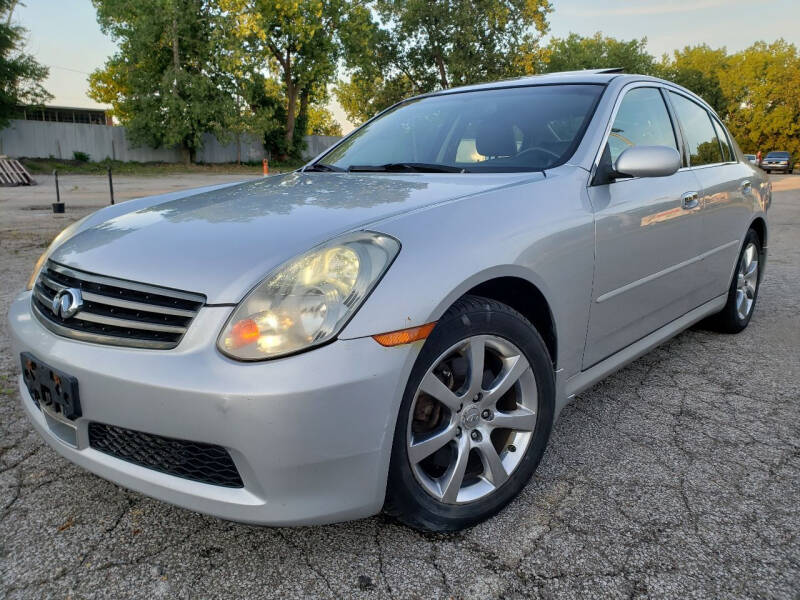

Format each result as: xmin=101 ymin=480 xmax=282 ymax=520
xmin=705 ymin=228 xmax=762 ymax=333
xmin=384 ymin=295 xmax=555 ymax=532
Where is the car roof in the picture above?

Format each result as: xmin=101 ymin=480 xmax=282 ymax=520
xmin=416 ymin=69 xmax=710 ymax=109
xmin=425 ymin=70 xmax=625 ymax=96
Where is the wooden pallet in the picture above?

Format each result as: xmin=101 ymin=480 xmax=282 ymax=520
xmin=0 ymin=158 xmax=34 ymax=186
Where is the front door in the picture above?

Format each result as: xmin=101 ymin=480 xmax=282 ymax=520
xmin=583 ymin=86 xmax=704 ymax=368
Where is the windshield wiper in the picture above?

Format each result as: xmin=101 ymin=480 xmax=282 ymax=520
xmin=303 ymin=162 xmax=346 ymax=172
xmin=347 ymin=162 xmax=468 ymax=173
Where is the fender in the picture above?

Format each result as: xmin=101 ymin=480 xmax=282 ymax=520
xmin=340 ymin=171 xmax=596 ymax=382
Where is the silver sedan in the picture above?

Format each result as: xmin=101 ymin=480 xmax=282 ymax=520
xmin=8 ymin=70 xmax=770 ymax=531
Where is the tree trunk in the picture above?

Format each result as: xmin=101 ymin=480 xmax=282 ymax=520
xmin=298 ymin=87 xmax=310 ymax=134
xmin=285 ymin=81 xmax=298 ymax=149
xmin=299 ymin=88 xmax=310 ymax=122
xmin=435 ymin=51 xmax=449 ymax=89
xmin=172 ymin=14 xmax=180 ymax=74
xmin=173 ymin=9 xmax=188 ymax=165
xmin=292 ymin=88 xmax=311 ymax=156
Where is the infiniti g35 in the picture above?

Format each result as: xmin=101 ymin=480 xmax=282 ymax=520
xmin=9 ymin=70 xmax=770 ymax=531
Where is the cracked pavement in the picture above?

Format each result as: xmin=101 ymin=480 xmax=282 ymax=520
xmin=1 ymin=174 xmax=798 ymax=599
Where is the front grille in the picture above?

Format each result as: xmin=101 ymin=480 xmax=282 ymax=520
xmin=32 ymin=261 xmax=205 ymax=349
xmin=88 ymin=422 xmax=243 ymax=488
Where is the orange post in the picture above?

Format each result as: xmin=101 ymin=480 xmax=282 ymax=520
xmin=262 ymin=158 xmax=269 ymax=176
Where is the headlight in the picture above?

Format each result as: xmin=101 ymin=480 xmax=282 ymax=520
xmin=26 ymin=251 xmax=48 ymax=290
xmin=26 ymin=215 xmax=91 ymax=290
xmin=218 ymin=231 xmax=400 ymax=360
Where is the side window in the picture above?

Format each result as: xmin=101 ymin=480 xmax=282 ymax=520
xmin=606 ymin=87 xmax=678 ymax=164
xmin=712 ymin=118 xmax=734 ymax=162
xmin=668 ymin=92 xmax=723 ymax=166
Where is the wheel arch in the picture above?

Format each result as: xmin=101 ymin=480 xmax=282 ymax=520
xmin=462 ymin=276 xmax=558 ymax=369
xmin=750 ymin=216 xmax=767 ymax=248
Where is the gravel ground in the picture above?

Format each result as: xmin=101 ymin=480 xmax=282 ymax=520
xmin=1 ymin=175 xmax=798 ymax=599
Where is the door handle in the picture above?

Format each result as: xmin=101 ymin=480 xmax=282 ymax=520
xmin=741 ymin=180 xmax=752 ymax=194
xmin=681 ymin=191 xmax=699 ymax=210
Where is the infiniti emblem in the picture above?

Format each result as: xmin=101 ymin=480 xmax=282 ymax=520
xmin=461 ymin=406 xmax=481 ymax=429
xmin=51 ymin=288 xmax=84 ymax=319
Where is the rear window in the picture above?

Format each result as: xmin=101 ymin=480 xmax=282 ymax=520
xmin=767 ymin=152 xmax=790 ymax=159
xmin=668 ymin=92 xmax=723 ymax=166
xmin=711 ymin=119 xmax=734 ymax=162
xmin=320 ymin=84 xmax=605 ymax=172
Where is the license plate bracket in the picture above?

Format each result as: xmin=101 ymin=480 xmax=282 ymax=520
xmin=20 ymin=352 xmax=82 ymax=421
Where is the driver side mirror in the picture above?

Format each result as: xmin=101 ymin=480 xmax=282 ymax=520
xmin=613 ymin=145 xmax=681 ymax=179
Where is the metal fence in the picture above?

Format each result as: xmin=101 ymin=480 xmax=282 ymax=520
xmin=0 ymin=119 xmax=341 ymax=163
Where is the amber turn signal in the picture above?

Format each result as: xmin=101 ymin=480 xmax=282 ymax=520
xmin=372 ymin=322 xmax=436 ymax=347
xmin=227 ymin=318 xmax=260 ymax=349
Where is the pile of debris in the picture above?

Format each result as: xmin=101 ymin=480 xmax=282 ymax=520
xmin=0 ymin=156 xmax=34 ymax=185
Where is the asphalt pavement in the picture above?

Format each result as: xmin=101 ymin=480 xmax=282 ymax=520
xmin=1 ymin=175 xmax=798 ymax=599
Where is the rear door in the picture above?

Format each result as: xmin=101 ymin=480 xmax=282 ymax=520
xmin=584 ymin=85 xmax=704 ymax=368
xmin=666 ymin=92 xmax=753 ymax=301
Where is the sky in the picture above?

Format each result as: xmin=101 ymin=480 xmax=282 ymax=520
xmin=15 ymin=0 xmax=800 ymax=134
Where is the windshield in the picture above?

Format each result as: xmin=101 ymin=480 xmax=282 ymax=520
xmin=319 ymin=84 xmax=604 ymax=173
xmin=766 ymin=152 xmax=789 ymax=158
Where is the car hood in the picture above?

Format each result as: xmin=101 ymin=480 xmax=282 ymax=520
xmin=51 ymin=171 xmax=543 ymax=303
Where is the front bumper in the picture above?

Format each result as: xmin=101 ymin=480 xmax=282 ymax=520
xmin=8 ymin=291 xmax=416 ymax=525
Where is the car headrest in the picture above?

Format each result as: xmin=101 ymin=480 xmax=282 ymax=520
xmin=475 ymin=121 xmax=517 ymax=158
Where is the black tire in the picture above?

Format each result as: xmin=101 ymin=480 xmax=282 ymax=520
xmin=704 ymin=228 xmax=762 ymax=333
xmin=765 ymin=169 xmax=770 ymax=174
xmin=384 ymin=295 xmax=555 ymax=532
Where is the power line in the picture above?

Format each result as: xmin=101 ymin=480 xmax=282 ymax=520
xmin=48 ymin=65 xmax=93 ymax=75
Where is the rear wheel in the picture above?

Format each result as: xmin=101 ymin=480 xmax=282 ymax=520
xmin=705 ymin=228 xmax=761 ymax=333
xmin=384 ymin=295 xmax=554 ymax=532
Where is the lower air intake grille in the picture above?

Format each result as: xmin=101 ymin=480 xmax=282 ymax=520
xmin=88 ymin=422 xmax=243 ymax=488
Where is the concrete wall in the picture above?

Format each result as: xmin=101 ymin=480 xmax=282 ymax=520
xmin=0 ymin=120 xmax=182 ymax=162
xmin=196 ymin=132 xmax=267 ymax=163
xmin=303 ymin=134 xmax=342 ymax=159
xmin=0 ymin=119 xmax=341 ymax=164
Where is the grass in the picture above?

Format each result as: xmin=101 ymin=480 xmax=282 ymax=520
xmin=20 ymin=157 xmax=307 ymax=176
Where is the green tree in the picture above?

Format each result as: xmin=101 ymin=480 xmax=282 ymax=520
xmin=244 ymin=74 xmax=294 ymax=159
xmin=0 ymin=0 xmax=52 ymax=128
xmin=543 ymin=32 xmax=654 ymax=75
xmin=719 ymin=39 xmax=800 ymax=156
xmin=89 ymin=0 xmax=233 ymax=164
xmin=306 ymin=105 xmax=342 ymax=136
xmin=211 ymin=6 xmax=281 ymax=163
xmin=656 ymin=45 xmax=728 ymax=114
xmin=337 ymin=0 xmax=551 ymax=125
xmin=220 ymin=0 xmax=365 ymax=156
xmin=334 ymin=71 xmax=415 ymax=126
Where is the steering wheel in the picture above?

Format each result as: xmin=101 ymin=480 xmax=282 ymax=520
xmin=515 ymin=146 xmax=560 ymax=160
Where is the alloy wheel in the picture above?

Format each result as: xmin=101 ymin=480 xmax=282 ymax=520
xmin=406 ymin=335 xmax=538 ymax=504
xmin=736 ymin=242 xmax=759 ymax=320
